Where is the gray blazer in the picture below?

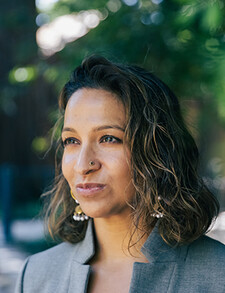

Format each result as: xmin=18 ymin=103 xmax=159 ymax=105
xmin=15 ymin=220 xmax=225 ymax=293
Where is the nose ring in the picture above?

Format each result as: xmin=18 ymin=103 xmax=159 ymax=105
xmin=89 ymin=161 xmax=95 ymax=166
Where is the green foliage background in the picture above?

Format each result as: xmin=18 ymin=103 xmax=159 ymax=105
xmin=1 ymin=0 xmax=225 ymax=207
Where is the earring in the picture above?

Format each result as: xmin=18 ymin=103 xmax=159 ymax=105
xmin=89 ymin=160 xmax=95 ymax=166
xmin=151 ymin=196 xmax=164 ymax=218
xmin=70 ymin=190 xmax=89 ymax=221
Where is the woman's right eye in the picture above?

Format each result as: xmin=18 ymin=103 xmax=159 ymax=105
xmin=62 ymin=138 xmax=79 ymax=148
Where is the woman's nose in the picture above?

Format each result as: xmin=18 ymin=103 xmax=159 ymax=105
xmin=74 ymin=145 xmax=101 ymax=175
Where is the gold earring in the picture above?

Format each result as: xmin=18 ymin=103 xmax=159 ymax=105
xmin=70 ymin=190 xmax=89 ymax=221
xmin=151 ymin=196 xmax=164 ymax=218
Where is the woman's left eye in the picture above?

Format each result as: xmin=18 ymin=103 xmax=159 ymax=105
xmin=100 ymin=135 xmax=122 ymax=144
xmin=62 ymin=137 xmax=79 ymax=148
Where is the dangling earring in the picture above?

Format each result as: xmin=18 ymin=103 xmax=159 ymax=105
xmin=151 ymin=196 xmax=164 ymax=218
xmin=70 ymin=190 xmax=89 ymax=221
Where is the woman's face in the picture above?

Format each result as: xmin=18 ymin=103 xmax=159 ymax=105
xmin=62 ymin=88 xmax=135 ymax=219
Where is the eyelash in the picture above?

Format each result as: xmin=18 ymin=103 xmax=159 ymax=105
xmin=100 ymin=135 xmax=122 ymax=144
xmin=62 ymin=135 xmax=122 ymax=148
xmin=62 ymin=137 xmax=79 ymax=148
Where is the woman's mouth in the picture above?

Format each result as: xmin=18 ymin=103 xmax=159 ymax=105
xmin=76 ymin=183 xmax=106 ymax=197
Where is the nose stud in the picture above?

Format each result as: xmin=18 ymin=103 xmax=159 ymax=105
xmin=89 ymin=161 xmax=95 ymax=166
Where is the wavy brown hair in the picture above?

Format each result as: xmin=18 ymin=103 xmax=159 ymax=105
xmin=43 ymin=55 xmax=219 ymax=246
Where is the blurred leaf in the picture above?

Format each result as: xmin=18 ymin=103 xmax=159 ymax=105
xmin=201 ymin=1 xmax=224 ymax=32
xmin=32 ymin=137 xmax=49 ymax=154
xmin=9 ymin=66 xmax=37 ymax=84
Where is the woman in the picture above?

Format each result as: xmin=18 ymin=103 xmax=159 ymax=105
xmin=16 ymin=56 xmax=225 ymax=293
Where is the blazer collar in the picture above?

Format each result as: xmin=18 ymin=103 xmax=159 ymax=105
xmin=130 ymin=224 xmax=188 ymax=293
xmin=141 ymin=223 xmax=188 ymax=263
xmin=72 ymin=219 xmax=188 ymax=265
xmin=68 ymin=220 xmax=188 ymax=293
xmin=68 ymin=220 xmax=95 ymax=293
xmin=72 ymin=219 xmax=96 ymax=264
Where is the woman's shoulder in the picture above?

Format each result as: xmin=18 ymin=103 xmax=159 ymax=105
xmin=15 ymin=242 xmax=80 ymax=292
xmin=15 ymin=221 xmax=95 ymax=293
xmin=186 ymin=235 xmax=225 ymax=263
xmin=29 ymin=242 xmax=76 ymax=265
xmin=22 ymin=241 xmax=78 ymax=278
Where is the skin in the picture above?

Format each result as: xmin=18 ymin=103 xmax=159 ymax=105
xmin=62 ymin=88 xmax=148 ymax=293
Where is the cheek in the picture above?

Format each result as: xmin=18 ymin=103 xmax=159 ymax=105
xmin=115 ymin=160 xmax=135 ymax=200
xmin=114 ymin=153 xmax=135 ymax=197
xmin=62 ymin=152 xmax=76 ymax=182
xmin=117 ymin=150 xmax=131 ymax=176
xmin=113 ymin=154 xmax=132 ymax=183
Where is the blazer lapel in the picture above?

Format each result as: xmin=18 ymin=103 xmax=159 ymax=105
xmin=68 ymin=263 xmax=91 ymax=293
xmin=68 ymin=220 xmax=95 ymax=293
xmin=67 ymin=221 xmax=188 ymax=293
xmin=129 ymin=225 xmax=187 ymax=293
xmin=129 ymin=262 xmax=177 ymax=293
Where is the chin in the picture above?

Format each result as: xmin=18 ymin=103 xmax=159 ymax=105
xmin=85 ymin=210 xmax=110 ymax=219
xmin=84 ymin=206 xmax=131 ymax=220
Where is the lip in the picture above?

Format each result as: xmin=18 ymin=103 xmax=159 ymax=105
xmin=76 ymin=183 xmax=106 ymax=197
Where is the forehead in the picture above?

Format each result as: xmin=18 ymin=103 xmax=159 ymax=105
xmin=64 ymin=88 xmax=126 ymax=127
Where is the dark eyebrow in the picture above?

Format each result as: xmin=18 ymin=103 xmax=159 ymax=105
xmin=62 ymin=127 xmax=77 ymax=133
xmin=94 ymin=125 xmax=125 ymax=132
xmin=62 ymin=125 xmax=125 ymax=134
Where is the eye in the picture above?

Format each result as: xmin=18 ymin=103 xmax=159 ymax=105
xmin=100 ymin=135 xmax=122 ymax=144
xmin=62 ymin=137 xmax=79 ymax=148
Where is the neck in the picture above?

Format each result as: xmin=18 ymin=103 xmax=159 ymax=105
xmin=93 ymin=214 xmax=148 ymax=263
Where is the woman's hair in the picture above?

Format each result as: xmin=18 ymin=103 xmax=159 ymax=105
xmin=43 ymin=55 xmax=219 ymax=246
